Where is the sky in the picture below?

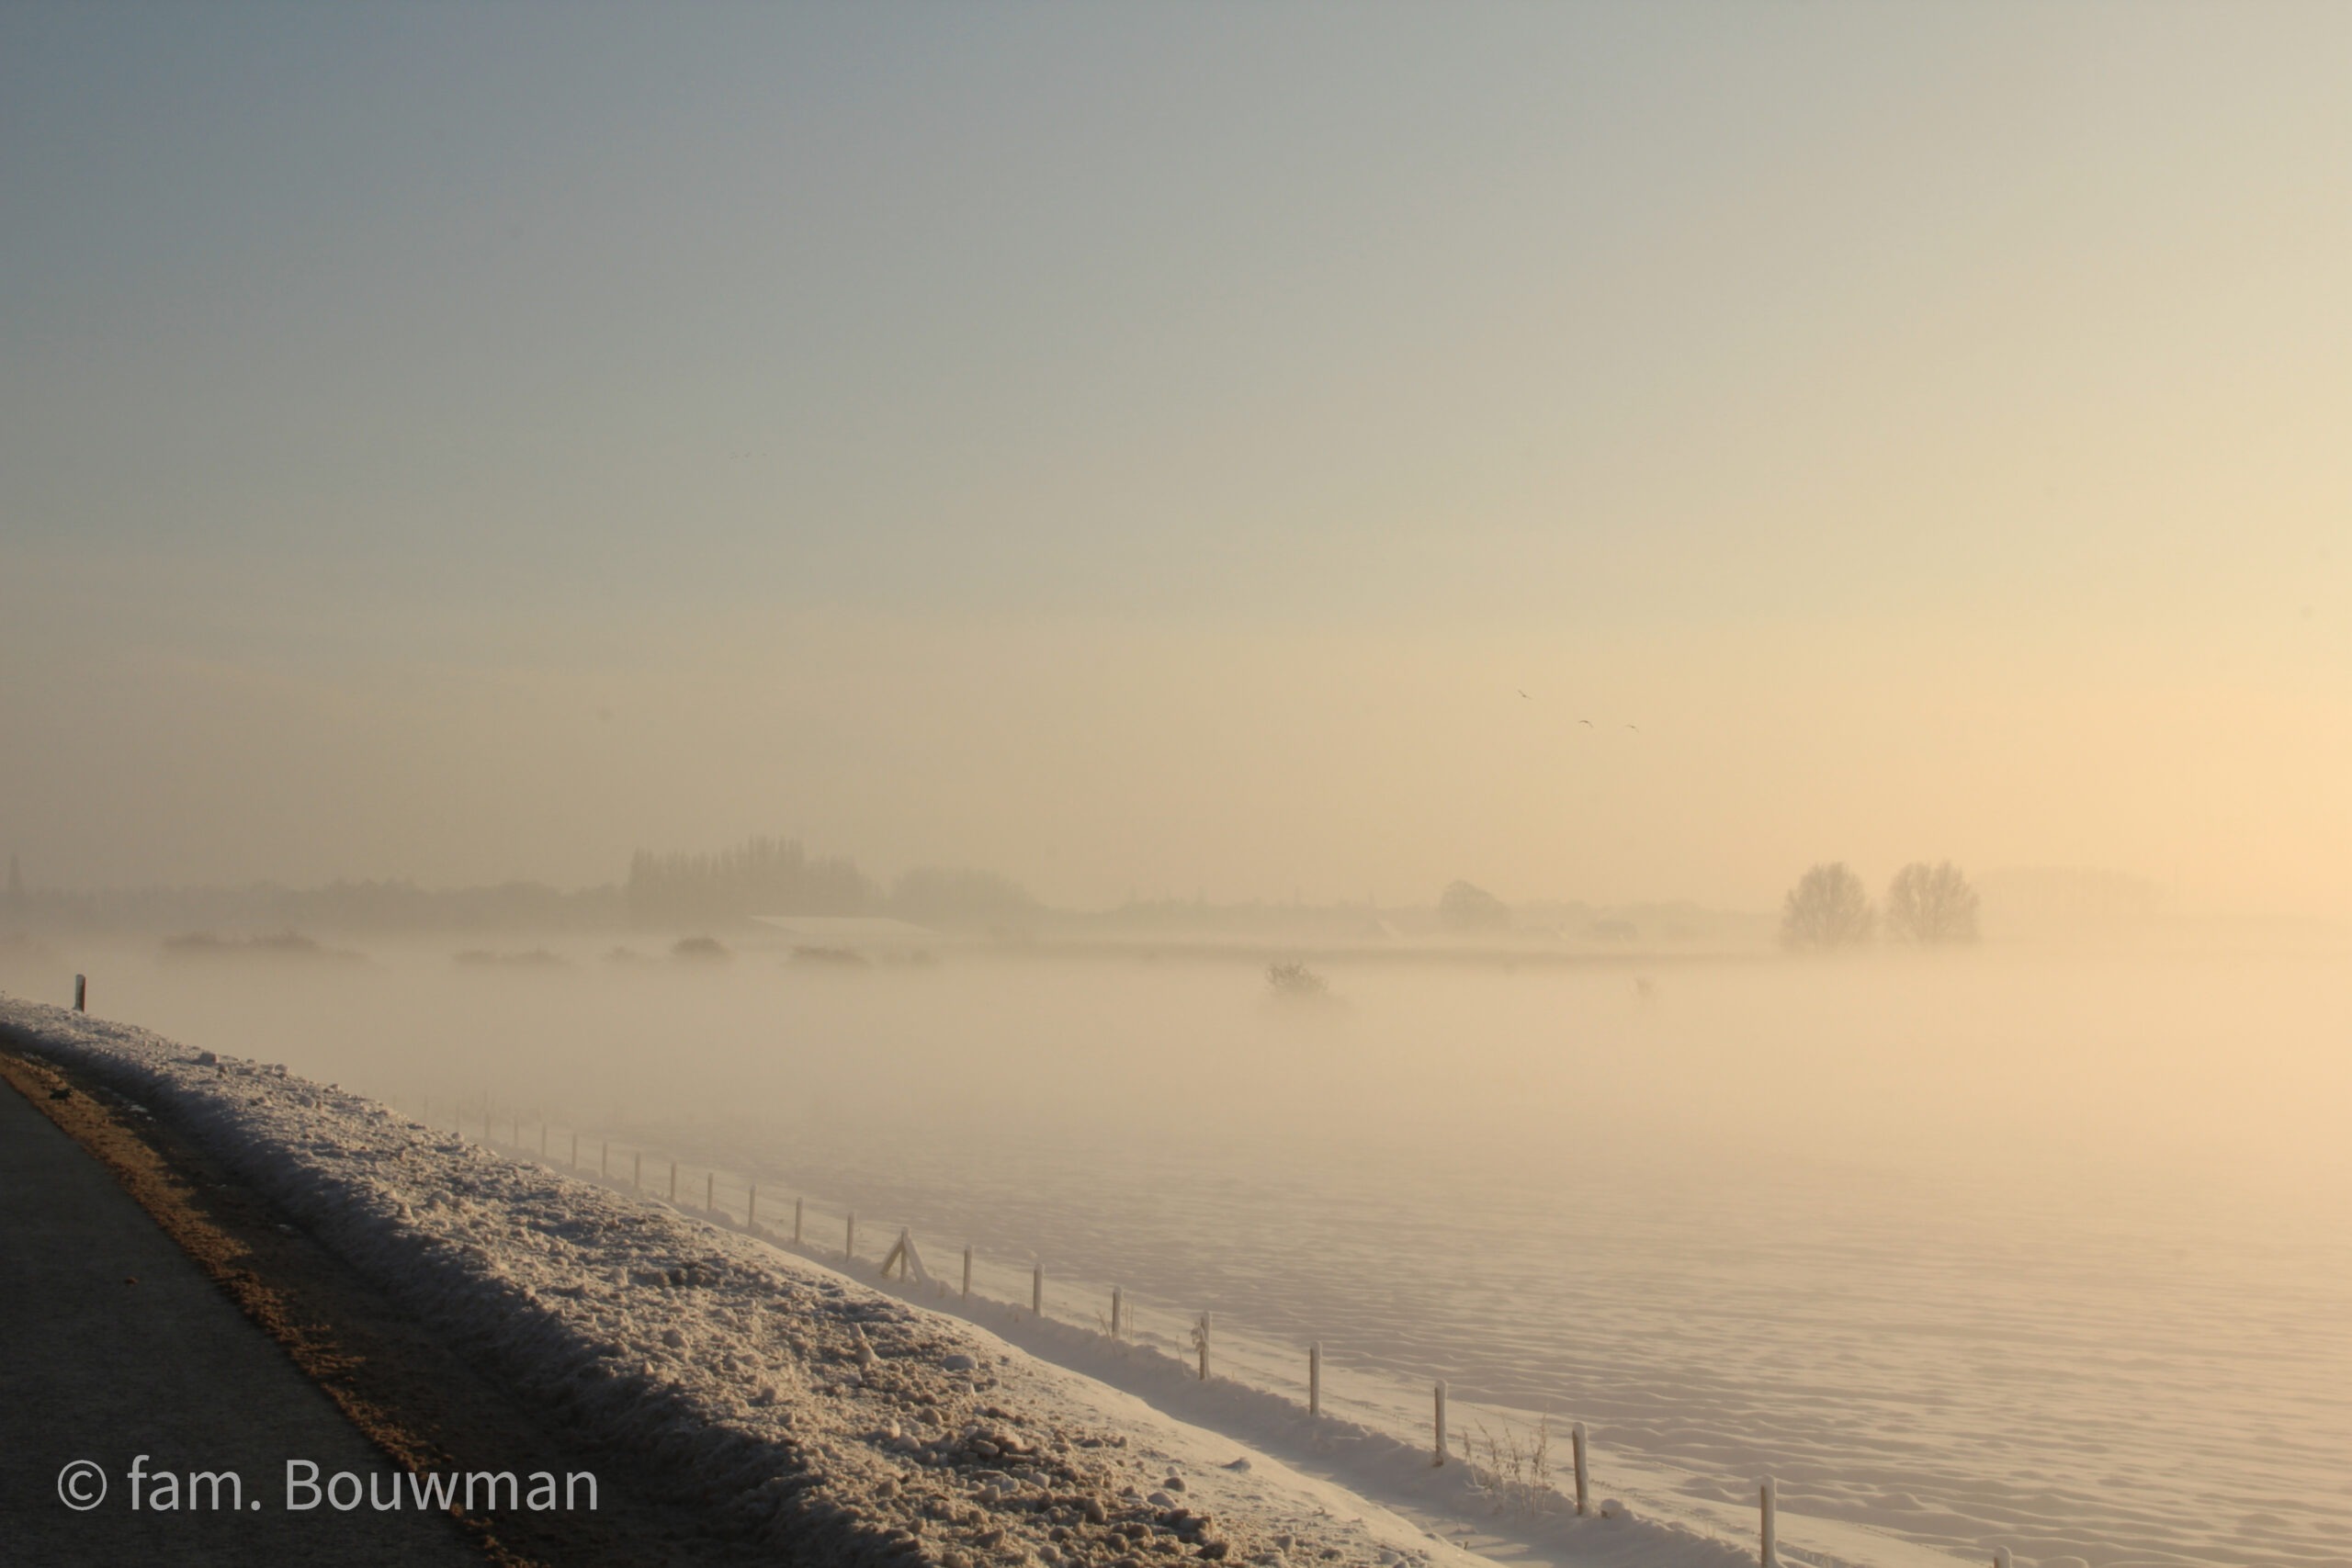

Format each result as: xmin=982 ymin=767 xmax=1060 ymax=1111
xmin=2 ymin=2 xmax=2346 ymax=914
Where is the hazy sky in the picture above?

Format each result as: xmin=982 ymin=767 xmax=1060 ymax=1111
xmin=3 ymin=3 xmax=2346 ymax=913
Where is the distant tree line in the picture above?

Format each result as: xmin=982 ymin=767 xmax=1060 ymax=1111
xmin=626 ymin=837 xmax=877 ymax=924
xmin=1780 ymin=860 xmax=1980 ymax=950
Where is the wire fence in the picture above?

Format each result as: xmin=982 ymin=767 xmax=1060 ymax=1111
xmin=420 ymin=1089 xmax=2001 ymax=1568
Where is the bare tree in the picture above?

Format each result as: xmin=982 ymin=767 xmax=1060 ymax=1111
xmin=1883 ymin=861 xmax=1980 ymax=944
xmin=1779 ymin=863 xmax=1874 ymax=950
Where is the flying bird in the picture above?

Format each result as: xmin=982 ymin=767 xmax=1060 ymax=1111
xmin=1578 ymin=718 xmax=1593 ymax=727
xmin=1623 ymin=724 xmax=1639 ymax=732
xmin=1519 ymin=689 xmax=1532 ymax=699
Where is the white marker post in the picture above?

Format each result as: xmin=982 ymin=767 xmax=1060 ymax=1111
xmin=1032 ymin=1263 xmax=1044 ymax=1315
xmin=1571 ymin=1422 xmax=1589 ymax=1516
xmin=1308 ymin=1342 xmax=1322 ymax=1417
xmin=1759 ymin=1477 xmax=1778 ymax=1567
xmin=1433 ymin=1382 xmax=1448 ymax=1465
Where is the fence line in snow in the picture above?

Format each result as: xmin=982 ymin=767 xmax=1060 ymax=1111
xmin=437 ymin=1095 xmax=2013 ymax=1568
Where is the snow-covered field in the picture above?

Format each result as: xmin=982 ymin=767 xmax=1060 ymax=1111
xmin=11 ymin=948 xmax=2349 ymax=1568
xmin=3 ymin=997 xmax=1808 ymax=1568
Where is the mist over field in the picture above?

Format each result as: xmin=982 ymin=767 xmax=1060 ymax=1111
xmin=6 ymin=921 xmax=2340 ymax=1190
xmin=5 ymin=5 xmax=2349 ymax=1565
xmin=6 ymin=923 xmax=2348 ymax=1566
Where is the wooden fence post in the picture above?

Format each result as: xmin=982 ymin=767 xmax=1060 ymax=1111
xmin=669 ymin=1160 xmax=678 ymax=1201
xmin=845 ymin=1212 xmax=855 ymax=1259
xmin=73 ymin=974 xmax=86 ymax=1011
xmin=571 ymin=1131 xmax=579 ymax=1169
xmin=749 ymin=1185 xmax=757 ymax=1227
xmin=539 ymin=1122 xmax=548 ymax=1158
xmin=794 ymin=1197 xmax=804 ymax=1244
xmin=633 ymin=1151 xmax=641 ymax=1193
xmin=1195 ymin=1313 xmax=1211 ymax=1381
xmin=1309 ymin=1342 xmax=1322 ymax=1417
xmin=1571 ymin=1422 xmax=1589 ymax=1515
xmin=1760 ymin=1477 xmax=1778 ymax=1567
xmin=962 ymin=1245 xmax=973 ymax=1300
xmin=1111 ymin=1286 xmax=1123 ymax=1339
xmin=1433 ymin=1381 xmax=1448 ymax=1465
xmin=601 ymin=1140 xmax=609 ymax=1178
xmin=706 ymin=1172 xmax=715 ymax=1214
xmin=1032 ymin=1263 xmax=1044 ymax=1315
xmin=882 ymin=1228 xmax=915 ymax=1279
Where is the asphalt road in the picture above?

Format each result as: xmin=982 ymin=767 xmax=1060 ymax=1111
xmin=0 ymin=1074 xmax=484 ymax=1568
